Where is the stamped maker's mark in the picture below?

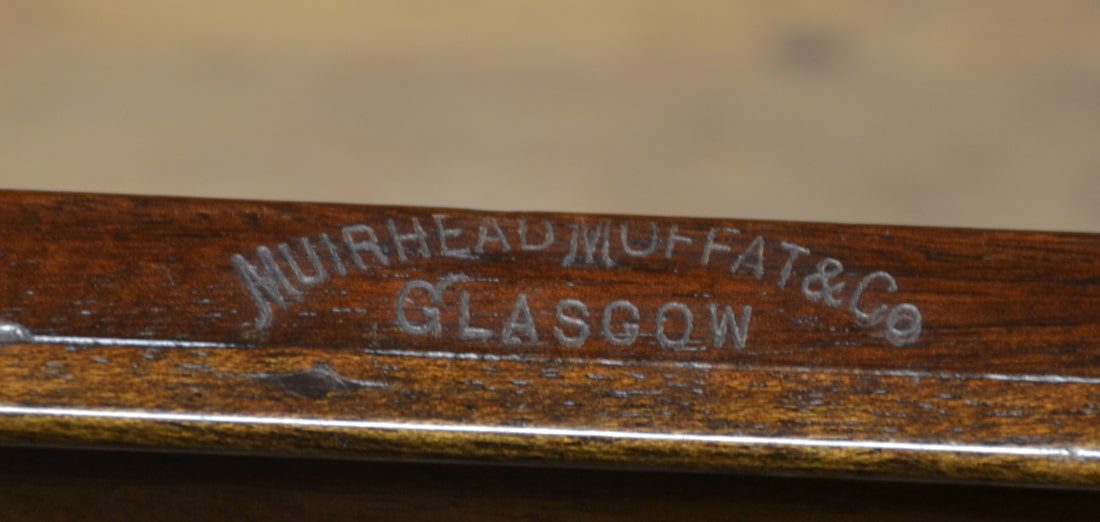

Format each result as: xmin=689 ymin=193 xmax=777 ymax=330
xmin=232 ymin=216 xmax=923 ymax=349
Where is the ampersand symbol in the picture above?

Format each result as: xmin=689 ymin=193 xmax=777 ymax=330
xmin=801 ymin=258 xmax=846 ymax=307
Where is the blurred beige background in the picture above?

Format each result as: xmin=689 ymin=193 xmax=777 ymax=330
xmin=1 ymin=1 xmax=1098 ymax=231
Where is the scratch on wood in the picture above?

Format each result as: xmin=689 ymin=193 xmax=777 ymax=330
xmin=245 ymin=363 xmax=387 ymax=399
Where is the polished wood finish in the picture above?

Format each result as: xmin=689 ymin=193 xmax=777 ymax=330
xmin=1 ymin=190 xmax=1099 ymax=487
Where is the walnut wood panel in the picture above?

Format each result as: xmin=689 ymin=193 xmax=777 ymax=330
xmin=1 ymin=190 xmax=1099 ymax=486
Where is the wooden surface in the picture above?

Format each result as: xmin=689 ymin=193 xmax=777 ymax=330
xmin=2 ymin=447 xmax=1099 ymax=521
xmin=1 ymin=190 xmax=1100 ymax=489
xmin=3 ymin=1 xmax=1100 ymax=232
xmin=6 ymin=4 xmax=1100 ymax=518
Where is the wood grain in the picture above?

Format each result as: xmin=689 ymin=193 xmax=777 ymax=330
xmin=1 ymin=190 xmax=1100 ymax=487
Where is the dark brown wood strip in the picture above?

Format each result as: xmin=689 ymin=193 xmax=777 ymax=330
xmin=6 ymin=448 xmax=1099 ymax=521
xmin=1 ymin=190 xmax=1099 ymax=486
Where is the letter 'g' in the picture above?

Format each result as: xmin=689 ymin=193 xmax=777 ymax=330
xmin=396 ymin=280 xmax=441 ymax=336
